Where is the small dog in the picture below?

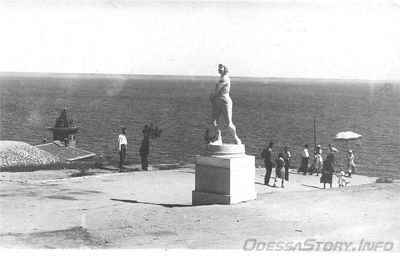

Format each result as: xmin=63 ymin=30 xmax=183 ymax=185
xmin=337 ymin=171 xmax=350 ymax=187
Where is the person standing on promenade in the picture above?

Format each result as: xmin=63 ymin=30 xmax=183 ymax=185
xmin=140 ymin=133 xmax=150 ymax=171
xmin=347 ymin=149 xmax=356 ymax=177
xmin=274 ymin=153 xmax=286 ymax=188
xmin=209 ymin=64 xmax=241 ymax=145
xmin=313 ymin=145 xmax=323 ymax=176
xmin=327 ymin=143 xmax=342 ymax=175
xmin=299 ymin=144 xmax=310 ymax=175
xmin=320 ymin=154 xmax=334 ymax=189
xmin=118 ymin=127 xmax=128 ymax=171
xmin=261 ymin=142 xmax=274 ymax=186
xmin=283 ymin=146 xmax=291 ymax=181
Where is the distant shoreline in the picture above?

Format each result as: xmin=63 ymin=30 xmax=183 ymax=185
xmin=1 ymin=71 xmax=399 ymax=85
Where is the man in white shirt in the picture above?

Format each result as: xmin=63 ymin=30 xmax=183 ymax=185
xmin=299 ymin=144 xmax=310 ymax=175
xmin=118 ymin=128 xmax=127 ymax=171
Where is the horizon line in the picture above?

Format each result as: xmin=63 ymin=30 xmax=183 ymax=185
xmin=0 ymin=71 xmax=398 ymax=84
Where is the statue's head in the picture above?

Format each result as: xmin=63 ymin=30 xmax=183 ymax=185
xmin=218 ymin=64 xmax=229 ymax=75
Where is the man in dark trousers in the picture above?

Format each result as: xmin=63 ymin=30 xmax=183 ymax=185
xmin=261 ymin=142 xmax=274 ymax=186
xmin=300 ymin=144 xmax=310 ymax=175
xmin=140 ymin=133 xmax=150 ymax=170
xmin=118 ymin=127 xmax=127 ymax=171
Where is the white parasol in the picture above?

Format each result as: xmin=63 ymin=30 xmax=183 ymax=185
xmin=334 ymin=131 xmax=362 ymax=150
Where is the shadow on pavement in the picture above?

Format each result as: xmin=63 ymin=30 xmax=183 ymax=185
xmin=301 ymin=184 xmax=323 ymax=190
xmin=110 ymin=198 xmax=195 ymax=208
xmin=255 ymin=182 xmax=281 ymax=188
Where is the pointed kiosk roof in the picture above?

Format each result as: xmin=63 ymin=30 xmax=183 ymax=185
xmin=49 ymin=108 xmax=79 ymax=134
xmin=38 ymin=108 xmax=95 ymax=161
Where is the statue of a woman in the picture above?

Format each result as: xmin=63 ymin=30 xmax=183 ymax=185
xmin=209 ymin=64 xmax=241 ymax=145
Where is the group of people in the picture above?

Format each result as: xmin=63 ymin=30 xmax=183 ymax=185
xmin=118 ymin=64 xmax=359 ymax=191
xmin=261 ymin=142 xmax=291 ymax=188
xmin=207 ymin=62 xmax=359 ymax=190
xmin=118 ymin=127 xmax=150 ymax=172
xmin=261 ymin=142 xmax=356 ymax=189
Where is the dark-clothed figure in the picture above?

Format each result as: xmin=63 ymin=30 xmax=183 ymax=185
xmin=140 ymin=134 xmax=150 ymax=170
xmin=320 ymin=154 xmax=335 ymax=189
xmin=118 ymin=128 xmax=127 ymax=171
xmin=261 ymin=142 xmax=274 ymax=186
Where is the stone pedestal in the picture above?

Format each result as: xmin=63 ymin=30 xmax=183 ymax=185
xmin=192 ymin=144 xmax=256 ymax=205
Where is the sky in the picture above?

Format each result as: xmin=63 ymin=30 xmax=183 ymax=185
xmin=0 ymin=0 xmax=399 ymax=80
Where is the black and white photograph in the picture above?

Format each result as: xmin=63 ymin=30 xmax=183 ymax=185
xmin=0 ymin=0 xmax=399 ymax=253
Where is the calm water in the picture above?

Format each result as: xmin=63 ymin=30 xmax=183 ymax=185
xmin=1 ymin=74 xmax=399 ymax=178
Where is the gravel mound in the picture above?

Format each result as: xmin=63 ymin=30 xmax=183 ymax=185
xmin=0 ymin=141 xmax=62 ymax=168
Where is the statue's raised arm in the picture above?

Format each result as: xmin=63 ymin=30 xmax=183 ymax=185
xmin=210 ymin=64 xmax=241 ymax=145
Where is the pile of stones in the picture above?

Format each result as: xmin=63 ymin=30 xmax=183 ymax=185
xmin=0 ymin=141 xmax=61 ymax=168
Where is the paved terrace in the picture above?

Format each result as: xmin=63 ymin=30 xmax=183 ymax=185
xmin=0 ymin=166 xmax=398 ymax=250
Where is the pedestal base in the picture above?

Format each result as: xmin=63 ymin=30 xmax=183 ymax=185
xmin=192 ymin=144 xmax=256 ymax=205
xmin=192 ymin=190 xmax=257 ymax=205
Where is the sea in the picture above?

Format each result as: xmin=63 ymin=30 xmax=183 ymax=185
xmin=1 ymin=73 xmax=399 ymax=179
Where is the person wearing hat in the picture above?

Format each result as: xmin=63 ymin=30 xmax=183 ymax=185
xmin=208 ymin=64 xmax=241 ymax=145
xmin=118 ymin=127 xmax=128 ymax=171
xmin=347 ymin=149 xmax=356 ymax=177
